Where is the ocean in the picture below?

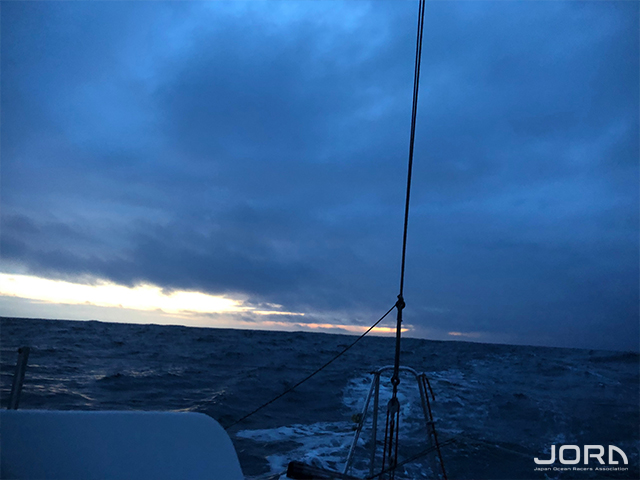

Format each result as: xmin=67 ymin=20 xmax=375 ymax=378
xmin=1 ymin=317 xmax=638 ymax=479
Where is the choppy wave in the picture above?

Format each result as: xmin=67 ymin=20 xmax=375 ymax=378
xmin=1 ymin=317 xmax=638 ymax=479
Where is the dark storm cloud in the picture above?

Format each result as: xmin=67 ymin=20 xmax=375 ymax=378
xmin=1 ymin=1 xmax=637 ymax=350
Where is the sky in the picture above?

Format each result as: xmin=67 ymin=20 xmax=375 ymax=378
xmin=1 ymin=0 xmax=638 ymax=352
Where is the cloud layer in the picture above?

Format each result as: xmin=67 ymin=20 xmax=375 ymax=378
xmin=2 ymin=1 xmax=638 ymax=350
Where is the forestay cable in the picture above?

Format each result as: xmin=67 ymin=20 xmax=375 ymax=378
xmin=383 ymin=0 xmax=427 ymax=476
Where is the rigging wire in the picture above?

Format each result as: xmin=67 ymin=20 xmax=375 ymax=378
xmin=390 ymin=0 xmax=427 ymax=393
xmin=227 ymin=3 xmax=433 ymax=476
xmin=399 ymin=0 xmax=427 ymax=300
xmin=224 ymin=304 xmax=396 ymax=430
xmin=383 ymin=0 xmax=427 ymax=476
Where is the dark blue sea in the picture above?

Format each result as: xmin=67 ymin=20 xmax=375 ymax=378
xmin=1 ymin=317 xmax=638 ymax=479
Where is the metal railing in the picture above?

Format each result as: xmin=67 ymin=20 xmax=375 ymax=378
xmin=8 ymin=346 xmax=30 ymax=410
xmin=343 ymin=366 xmax=446 ymax=479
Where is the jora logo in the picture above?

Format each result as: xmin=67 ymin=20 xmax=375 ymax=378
xmin=535 ymin=445 xmax=628 ymax=465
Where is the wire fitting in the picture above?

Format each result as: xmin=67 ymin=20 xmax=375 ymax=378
xmin=395 ymin=295 xmax=405 ymax=311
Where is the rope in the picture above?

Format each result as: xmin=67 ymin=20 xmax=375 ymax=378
xmin=224 ymin=304 xmax=396 ymax=430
